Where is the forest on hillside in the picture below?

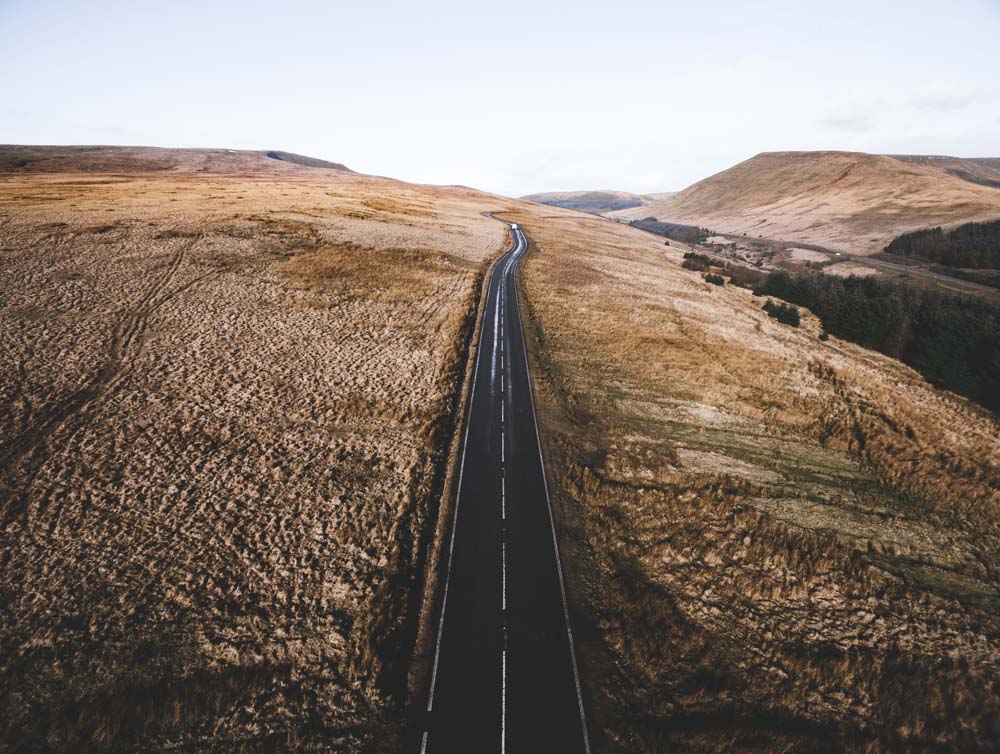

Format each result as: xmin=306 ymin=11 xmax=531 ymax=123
xmin=755 ymin=272 xmax=1000 ymax=413
xmin=884 ymin=219 xmax=1000 ymax=268
xmin=631 ymin=218 xmax=709 ymax=244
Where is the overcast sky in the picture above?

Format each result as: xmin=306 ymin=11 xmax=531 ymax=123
xmin=2 ymin=0 xmax=998 ymax=196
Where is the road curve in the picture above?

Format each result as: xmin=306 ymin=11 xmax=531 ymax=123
xmin=418 ymin=219 xmax=591 ymax=753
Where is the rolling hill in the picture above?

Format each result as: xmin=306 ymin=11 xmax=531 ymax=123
xmin=611 ymin=151 xmax=1000 ymax=254
xmin=0 ymin=144 xmax=351 ymax=174
xmin=2 ymin=145 xmax=999 ymax=752
xmin=0 ymin=145 xmax=500 ymax=752
xmin=892 ymin=154 xmax=1000 ymax=188
xmin=522 ymin=189 xmax=655 ymax=214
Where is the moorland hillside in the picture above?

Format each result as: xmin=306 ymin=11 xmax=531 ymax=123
xmin=612 ymin=151 xmax=1000 ymax=254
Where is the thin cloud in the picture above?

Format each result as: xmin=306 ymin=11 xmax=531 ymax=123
xmin=1 ymin=109 xmax=45 ymax=121
xmin=820 ymin=113 xmax=876 ymax=133
xmin=912 ymin=91 xmax=977 ymax=112
xmin=818 ymin=95 xmax=886 ymax=134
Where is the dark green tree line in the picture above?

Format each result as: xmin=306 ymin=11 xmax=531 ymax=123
xmin=755 ymin=271 xmax=1000 ymax=413
xmin=885 ymin=220 xmax=1000 ymax=269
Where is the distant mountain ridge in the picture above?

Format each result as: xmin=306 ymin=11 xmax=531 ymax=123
xmin=522 ymin=189 xmax=664 ymax=215
xmin=890 ymin=155 xmax=1000 ymax=188
xmin=611 ymin=151 xmax=1000 ymax=254
xmin=0 ymin=145 xmax=351 ymax=174
xmin=263 ymin=150 xmax=351 ymax=171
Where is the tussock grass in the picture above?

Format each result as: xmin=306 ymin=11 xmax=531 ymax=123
xmin=0 ymin=166 xmax=508 ymax=750
xmin=507 ymin=208 xmax=1000 ymax=752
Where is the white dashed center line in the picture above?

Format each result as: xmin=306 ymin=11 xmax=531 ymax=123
xmin=501 ymin=647 xmax=507 ymax=753
xmin=423 ymin=222 xmax=587 ymax=754
xmin=501 ymin=538 xmax=507 ymax=611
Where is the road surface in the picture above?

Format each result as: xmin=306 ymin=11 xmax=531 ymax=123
xmin=419 ymin=220 xmax=590 ymax=753
xmin=851 ymin=254 xmax=1000 ymax=296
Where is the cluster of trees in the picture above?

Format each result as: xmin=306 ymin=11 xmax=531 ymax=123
xmin=884 ymin=220 xmax=1000 ymax=269
xmin=681 ymin=251 xmax=769 ymax=291
xmin=681 ymin=251 xmax=768 ymax=290
xmin=948 ymin=268 xmax=1000 ymax=289
xmin=762 ymin=298 xmax=800 ymax=326
xmin=725 ymin=265 xmax=769 ymax=290
xmin=755 ymin=271 xmax=1000 ymax=413
xmin=632 ymin=218 xmax=710 ymax=244
xmin=681 ymin=251 xmax=714 ymax=271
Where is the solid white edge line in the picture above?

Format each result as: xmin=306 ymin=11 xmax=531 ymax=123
xmin=510 ymin=225 xmax=593 ymax=754
xmin=421 ymin=232 xmax=512 ymax=754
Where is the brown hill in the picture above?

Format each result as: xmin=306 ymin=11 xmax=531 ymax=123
xmin=3 ymin=145 xmax=999 ymax=752
xmin=0 ymin=144 xmax=500 ymax=752
xmin=892 ymin=154 xmax=1000 ymax=188
xmin=522 ymin=189 xmax=652 ymax=214
xmin=0 ymin=145 xmax=350 ymax=174
xmin=614 ymin=151 xmax=1000 ymax=254
xmin=507 ymin=206 xmax=1000 ymax=752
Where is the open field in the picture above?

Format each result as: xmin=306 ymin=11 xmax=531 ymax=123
xmin=611 ymin=151 xmax=1000 ymax=255
xmin=506 ymin=209 xmax=1000 ymax=752
xmin=4 ymin=145 xmax=999 ymax=752
xmin=0 ymin=149 xmax=508 ymax=751
xmin=823 ymin=261 xmax=881 ymax=278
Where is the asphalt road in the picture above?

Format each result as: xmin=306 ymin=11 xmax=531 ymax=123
xmin=419 ymin=220 xmax=590 ymax=753
xmin=851 ymin=254 xmax=1000 ymax=296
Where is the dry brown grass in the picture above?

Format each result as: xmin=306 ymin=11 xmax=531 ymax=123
xmin=0 ymin=151 xmax=507 ymax=751
xmin=616 ymin=151 xmax=1000 ymax=254
xmin=5 ymin=145 xmax=999 ymax=751
xmin=504 ymin=207 xmax=1000 ymax=752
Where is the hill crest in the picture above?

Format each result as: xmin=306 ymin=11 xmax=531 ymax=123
xmin=0 ymin=145 xmax=351 ymax=174
xmin=614 ymin=150 xmax=1000 ymax=254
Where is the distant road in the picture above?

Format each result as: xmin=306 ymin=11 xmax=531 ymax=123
xmin=418 ymin=220 xmax=590 ymax=753
xmin=626 ymin=221 xmax=1000 ymax=299
xmin=850 ymin=254 xmax=1000 ymax=295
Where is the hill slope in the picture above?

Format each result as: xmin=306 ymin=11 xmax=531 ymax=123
xmin=522 ymin=189 xmax=652 ymax=214
xmin=892 ymin=154 xmax=1000 ymax=188
xmin=2 ymin=145 xmax=999 ymax=752
xmin=0 ymin=145 xmax=351 ymax=174
xmin=614 ymin=151 xmax=1000 ymax=254
xmin=507 ymin=207 xmax=1000 ymax=752
xmin=0 ymin=145 xmax=500 ymax=751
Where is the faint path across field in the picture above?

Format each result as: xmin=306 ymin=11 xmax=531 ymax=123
xmin=0 ymin=238 xmax=216 ymax=518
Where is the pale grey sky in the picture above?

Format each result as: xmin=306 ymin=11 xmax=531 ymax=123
xmin=2 ymin=0 xmax=998 ymax=196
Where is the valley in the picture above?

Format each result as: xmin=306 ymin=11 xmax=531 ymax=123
xmin=1 ymin=146 xmax=998 ymax=753
xmin=527 ymin=151 xmax=1000 ymax=295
